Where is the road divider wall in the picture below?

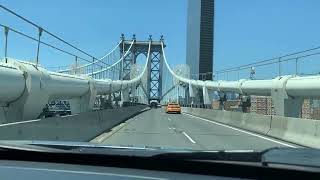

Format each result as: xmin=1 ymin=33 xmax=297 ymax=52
xmin=182 ymin=107 xmax=320 ymax=148
xmin=183 ymin=108 xmax=271 ymax=134
xmin=267 ymin=115 xmax=319 ymax=147
xmin=0 ymin=105 xmax=148 ymax=142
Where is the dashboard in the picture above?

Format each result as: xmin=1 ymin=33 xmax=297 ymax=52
xmin=0 ymin=143 xmax=318 ymax=179
xmin=0 ymin=160 xmax=235 ymax=180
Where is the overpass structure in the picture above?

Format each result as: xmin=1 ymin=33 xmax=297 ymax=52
xmin=1 ymin=5 xmax=320 ymax=149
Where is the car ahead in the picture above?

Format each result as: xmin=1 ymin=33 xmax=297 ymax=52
xmin=166 ymin=103 xmax=181 ymax=114
xmin=150 ymin=100 xmax=159 ymax=108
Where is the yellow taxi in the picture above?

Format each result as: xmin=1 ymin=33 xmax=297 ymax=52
xmin=166 ymin=103 xmax=181 ymax=114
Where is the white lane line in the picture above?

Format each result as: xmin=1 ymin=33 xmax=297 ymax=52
xmin=91 ymin=123 xmax=127 ymax=143
xmin=0 ymin=119 xmax=41 ymax=127
xmin=182 ymin=131 xmax=196 ymax=144
xmin=168 ymin=117 xmax=172 ymax=121
xmin=183 ymin=113 xmax=297 ymax=148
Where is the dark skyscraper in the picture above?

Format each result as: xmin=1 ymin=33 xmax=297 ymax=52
xmin=186 ymin=0 xmax=214 ymax=80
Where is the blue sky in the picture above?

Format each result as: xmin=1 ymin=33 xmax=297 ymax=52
xmin=1 ymin=0 xmax=320 ymax=77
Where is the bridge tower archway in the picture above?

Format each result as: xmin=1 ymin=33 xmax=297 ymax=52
xmin=119 ymin=35 xmax=165 ymax=103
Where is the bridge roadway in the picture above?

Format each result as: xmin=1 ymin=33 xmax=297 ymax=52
xmin=93 ymin=108 xmax=298 ymax=150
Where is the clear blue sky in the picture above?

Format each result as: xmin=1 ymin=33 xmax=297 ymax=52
xmin=1 ymin=0 xmax=320 ymax=75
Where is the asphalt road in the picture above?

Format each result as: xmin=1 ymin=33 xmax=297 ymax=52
xmin=96 ymin=108 xmax=297 ymax=151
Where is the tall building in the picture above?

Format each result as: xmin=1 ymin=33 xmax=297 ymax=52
xmin=186 ymin=0 xmax=214 ymax=80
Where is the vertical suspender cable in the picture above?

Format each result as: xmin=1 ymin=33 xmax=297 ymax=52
xmin=4 ymin=26 xmax=9 ymax=63
xmin=36 ymin=27 xmax=43 ymax=67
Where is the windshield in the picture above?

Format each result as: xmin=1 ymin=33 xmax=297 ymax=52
xmin=1 ymin=0 xmax=320 ymax=168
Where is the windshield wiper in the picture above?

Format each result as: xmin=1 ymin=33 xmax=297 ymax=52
xmin=151 ymin=150 xmax=262 ymax=163
xmin=23 ymin=141 xmax=263 ymax=162
xmin=0 ymin=140 xmax=260 ymax=162
xmin=13 ymin=141 xmax=262 ymax=162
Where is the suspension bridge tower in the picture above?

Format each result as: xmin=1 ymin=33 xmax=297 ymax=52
xmin=119 ymin=35 xmax=165 ymax=103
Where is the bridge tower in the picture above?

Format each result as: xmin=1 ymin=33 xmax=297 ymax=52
xmin=119 ymin=35 xmax=165 ymax=103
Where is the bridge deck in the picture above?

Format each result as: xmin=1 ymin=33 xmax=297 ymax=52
xmin=95 ymin=108 xmax=297 ymax=150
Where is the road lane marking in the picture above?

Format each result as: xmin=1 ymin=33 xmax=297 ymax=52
xmin=90 ymin=123 xmax=127 ymax=143
xmin=168 ymin=117 xmax=172 ymax=121
xmin=182 ymin=131 xmax=196 ymax=144
xmin=0 ymin=119 xmax=41 ymax=127
xmin=91 ymin=117 xmax=134 ymax=143
xmin=183 ymin=113 xmax=297 ymax=148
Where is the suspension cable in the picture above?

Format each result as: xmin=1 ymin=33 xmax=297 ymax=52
xmin=0 ymin=24 xmax=96 ymax=65
xmin=216 ymin=46 xmax=320 ymax=74
xmin=58 ymin=41 xmax=122 ymax=72
xmin=0 ymin=5 xmax=109 ymax=66
xmin=88 ymin=40 xmax=135 ymax=76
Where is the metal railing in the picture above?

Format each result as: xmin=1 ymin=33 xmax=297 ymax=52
xmin=215 ymin=46 xmax=320 ymax=80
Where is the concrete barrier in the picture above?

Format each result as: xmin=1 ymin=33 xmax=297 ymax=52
xmin=182 ymin=107 xmax=271 ymax=135
xmin=0 ymin=105 xmax=148 ymax=141
xmin=240 ymin=113 xmax=271 ymax=134
xmin=182 ymin=107 xmax=320 ymax=148
xmin=267 ymin=116 xmax=320 ymax=148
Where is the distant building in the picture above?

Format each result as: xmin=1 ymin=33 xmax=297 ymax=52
xmin=250 ymin=96 xmax=275 ymax=115
xmin=309 ymin=99 xmax=320 ymax=120
xmin=225 ymin=100 xmax=241 ymax=111
xmin=212 ymin=100 xmax=220 ymax=109
xmin=301 ymin=99 xmax=312 ymax=119
xmin=312 ymin=107 xmax=320 ymax=119
xmin=212 ymin=96 xmax=320 ymax=120
xmin=250 ymin=96 xmax=311 ymax=117
xmin=186 ymin=0 xmax=214 ymax=80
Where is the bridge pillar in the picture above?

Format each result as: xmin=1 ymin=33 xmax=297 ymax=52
xmin=120 ymin=88 xmax=130 ymax=107
xmin=130 ymin=85 xmax=137 ymax=101
xmin=188 ymin=83 xmax=198 ymax=107
xmin=202 ymin=86 xmax=211 ymax=107
xmin=69 ymin=79 xmax=97 ymax=114
xmin=1 ymin=60 xmax=50 ymax=122
xmin=100 ymin=94 xmax=113 ymax=109
xmin=218 ymin=92 xmax=227 ymax=111
xmin=120 ymin=40 xmax=136 ymax=80
xmin=188 ymin=83 xmax=197 ymax=97
xmin=147 ymin=47 xmax=163 ymax=103
xmin=271 ymin=76 xmax=303 ymax=117
xmin=240 ymin=95 xmax=251 ymax=113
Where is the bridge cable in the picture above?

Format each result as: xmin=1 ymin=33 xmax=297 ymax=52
xmin=0 ymin=5 xmax=109 ymax=66
xmin=0 ymin=24 xmax=94 ymax=65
